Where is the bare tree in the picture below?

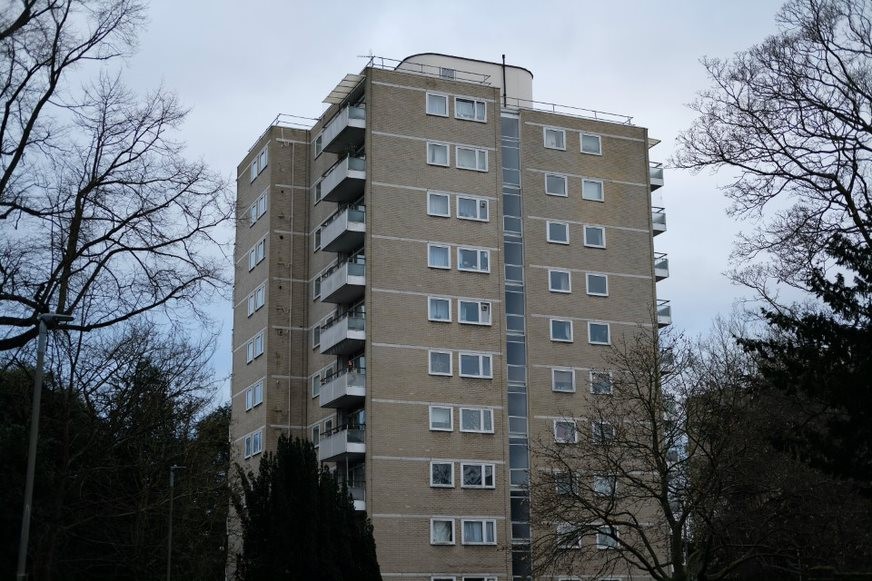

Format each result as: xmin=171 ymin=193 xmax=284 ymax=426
xmin=0 ymin=0 xmax=231 ymax=351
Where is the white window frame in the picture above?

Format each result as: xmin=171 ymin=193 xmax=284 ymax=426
xmin=593 ymin=421 xmax=616 ymax=444
xmin=457 ymin=299 xmax=492 ymax=326
xmin=554 ymin=420 xmax=578 ymax=444
xmin=426 ymin=92 xmax=449 ymax=117
xmin=311 ymin=374 xmax=320 ymax=398
xmin=244 ymin=428 xmax=263 ymax=459
xmin=430 ymin=518 xmax=455 ymax=545
xmin=312 ymin=425 xmax=320 ymax=447
xmin=556 ymin=522 xmax=582 ymax=549
xmin=588 ymin=322 xmax=611 ymax=345
xmin=545 ymin=173 xmax=568 ymax=197
xmin=543 ymin=126 xmax=566 ymax=150
xmin=548 ymin=269 xmax=572 ymax=294
xmin=428 ymin=243 xmax=451 ymax=269
xmin=454 ymin=96 xmax=487 ymax=122
xmin=457 ymin=247 xmax=490 ymax=273
xmin=583 ymin=225 xmax=606 ymax=248
xmin=551 ymin=368 xmax=576 ymax=393
xmin=314 ymin=134 xmax=323 ymax=156
xmin=427 ymin=191 xmax=451 ymax=218
xmin=249 ymin=159 xmax=257 ymax=183
xmin=594 ymin=475 xmax=617 ymax=497
xmin=581 ymin=133 xmax=603 ymax=155
xmin=455 ymin=146 xmax=488 ymax=172
xmin=428 ymin=296 xmax=452 ymax=323
xmin=458 ymin=352 xmax=493 ymax=379
xmin=459 ymin=407 xmax=494 ymax=434
xmin=590 ymin=370 xmax=614 ymax=395
xmin=313 ymin=179 xmax=323 ymax=202
xmin=597 ymin=526 xmax=619 ymax=550
xmin=550 ymin=318 xmax=573 ymax=343
xmin=586 ymin=273 xmax=609 ymax=296
xmin=246 ymin=331 xmax=264 ymax=363
xmin=258 ymin=147 xmax=268 ymax=173
xmin=430 ymin=461 xmax=455 ymax=488
xmin=427 ymin=141 xmax=450 ymax=167
xmin=311 ymin=321 xmax=321 ymax=349
xmin=461 ymin=519 xmax=497 ymax=545
xmin=248 ymin=238 xmax=266 ymax=271
xmin=460 ymin=463 xmax=495 ymax=489
xmin=314 ymin=227 xmax=322 ymax=251
xmin=582 ymin=178 xmax=605 ymax=202
xmin=245 ymin=379 xmax=264 ymax=411
xmin=429 ymin=405 xmax=454 ymax=432
xmin=456 ymin=195 xmax=489 ymax=222
xmin=546 ymin=221 xmax=570 ymax=244
xmin=247 ymin=283 xmax=266 ymax=317
xmin=428 ymin=350 xmax=453 ymax=376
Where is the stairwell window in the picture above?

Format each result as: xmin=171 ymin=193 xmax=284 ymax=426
xmin=457 ymin=247 xmax=490 ymax=273
xmin=426 ymin=92 xmax=449 ymax=117
xmin=455 ymin=97 xmax=486 ymax=122
xmin=544 ymin=127 xmax=566 ymax=150
xmin=456 ymin=146 xmax=488 ymax=172
xmin=459 ymin=352 xmax=493 ymax=378
xmin=427 ymin=142 xmax=450 ymax=166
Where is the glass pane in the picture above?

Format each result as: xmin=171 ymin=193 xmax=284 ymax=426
xmin=430 ymin=298 xmax=449 ymax=320
xmin=428 ymin=94 xmax=447 ymax=115
xmin=432 ymin=463 xmax=452 ymax=484
xmin=459 ymin=249 xmax=476 ymax=269
xmin=461 ymin=409 xmax=480 ymax=431
xmin=483 ymin=411 xmax=493 ymax=432
xmin=504 ymin=241 xmax=522 ymax=265
xmin=460 ymin=301 xmax=479 ymax=322
xmin=582 ymin=133 xmax=601 ymax=154
xmin=457 ymin=99 xmax=474 ymax=118
xmin=457 ymin=148 xmax=476 ymax=168
xmin=546 ymin=174 xmax=566 ymax=195
xmin=431 ymin=352 xmax=450 ymax=374
xmin=583 ymin=180 xmax=604 ymax=200
xmin=588 ymin=275 xmax=607 ymax=294
xmin=501 ymin=116 xmax=519 ymax=138
xmin=458 ymin=197 xmax=477 ymax=218
xmin=590 ymin=324 xmax=610 ymax=344
xmin=463 ymin=464 xmax=482 ymax=486
xmin=431 ymin=408 xmax=451 ymax=429
xmin=429 ymin=144 xmax=448 ymax=165
xmin=460 ymin=355 xmax=479 ymax=376
xmin=554 ymin=370 xmax=573 ymax=391
xmin=429 ymin=194 xmax=449 ymax=215
xmin=430 ymin=246 xmax=449 ymax=267
xmin=508 ymin=392 xmax=526 ymax=417
xmin=585 ymin=227 xmax=604 ymax=246
xmin=464 ymin=521 xmax=483 ymax=543
xmin=549 ymin=223 xmax=567 ymax=241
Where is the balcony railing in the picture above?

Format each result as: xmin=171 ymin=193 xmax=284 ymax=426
xmin=657 ymin=299 xmax=672 ymax=327
xmin=320 ymin=311 xmax=366 ymax=355
xmin=318 ymin=425 xmax=366 ymax=462
xmin=320 ymin=259 xmax=365 ymax=304
xmin=322 ymin=105 xmax=366 ymax=154
xmin=650 ymin=162 xmax=664 ymax=191
xmin=321 ymin=204 xmax=366 ymax=253
xmin=321 ymin=155 xmax=366 ymax=203
xmin=654 ymin=252 xmax=670 ymax=281
xmin=320 ymin=368 xmax=366 ymax=409
xmin=652 ymin=206 xmax=667 ymax=236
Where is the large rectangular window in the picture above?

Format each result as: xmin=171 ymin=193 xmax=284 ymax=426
xmin=550 ymin=319 xmax=573 ymax=342
xmin=426 ymin=92 xmax=449 ymax=117
xmin=459 ymin=352 xmax=493 ymax=378
xmin=461 ymin=519 xmax=496 ymax=545
xmin=455 ymin=97 xmax=486 ymax=122
xmin=544 ymin=127 xmax=566 ymax=150
xmin=459 ymin=407 xmax=494 ymax=433
xmin=456 ymin=146 xmax=488 ymax=171
xmin=429 ymin=350 xmax=453 ymax=376
xmin=458 ymin=299 xmax=492 ymax=325
xmin=427 ymin=142 xmax=450 ymax=166
xmin=457 ymin=195 xmax=489 ymax=221
xmin=457 ymin=247 xmax=490 ymax=272
xmin=461 ymin=463 xmax=495 ymax=488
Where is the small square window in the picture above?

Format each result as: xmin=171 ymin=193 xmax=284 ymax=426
xmin=545 ymin=173 xmax=568 ymax=196
xmin=555 ymin=472 xmax=575 ymax=496
xmin=427 ymin=192 xmax=451 ymax=217
xmin=428 ymin=244 xmax=451 ymax=269
xmin=594 ymin=475 xmax=616 ymax=497
xmin=457 ymin=196 xmax=489 ymax=221
xmin=459 ymin=353 xmax=493 ymax=378
xmin=581 ymin=133 xmax=602 ymax=155
xmin=461 ymin=463 xmax=495 ymax=488
xmin=427 ymin=142 xmax=450 ymax=166
xmin=582 ymin=179 xmax=604 ymax=202
xmin=590 ymin=371 xmax=614 ymax=394
xmin=428 ymin=297 xmax=452 ymax=322
xmin=548 ymin=269 xmax=571 ymax=293
xmin=455 ymin=97 xmax=486 ymax=122
xmin=461 ymin=519 xmax=496 ymax=545
xmin=584 ymin=226 xmax=606 ymax=248
xmin=589 ymin=322 xmax=611 ymax=345
xmin=429 ymin=406 xmax=453 ymax=431
xmin=429 ymin=350 xmax=453 ymax=376
xmin=597 ymin=526 xmax=619 ymax=549
xmin=586 ymin=273 xmax=608 ymax=296
xmin=544 ymin=127 xmax=566 ymax=150
xmin=547 ymin=221 xmax=569 ymax=244
xmin=554 ymin=420 xmax=577 ymax=444
xmin=550 ymin=319 xmax=573 ymax=342
xmin=556 ymin=522 xmax=582 ymax=549
xmin=431 ymin=519 xmax=455 ymax=545
xmin=426 ymin=93 xmax=449 ymax=117
xmin=459 ymin=407 xmax=494 ymax=433
xmin=552 ymin=368 xmax=575 ymax=393
xmin=457 ymin=247 xmax=490 ymax=272
xmin=440 ymin=67 xmax=455 ymax=79
xmin=430 ymin=462 xmax=454 ymax=487
xmin=456 ymin=146 xmax=488 ymax=172
xmin=458 ymin=300 xmax=492 ymax=325
xmin=593 ymin=421 xmax=616 ymax=444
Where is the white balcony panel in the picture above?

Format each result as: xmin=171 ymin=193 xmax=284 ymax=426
xmin=318 ymin=428 xmax=365 ymax=462
xmin=649 ymin=163 xmax=664 ymax=191
xmin=320 ymin=261 xmax=365 ymax=304
xmin=657 ymin=300 xmax=672 ymax=327
xmin=319 ymin=371 xmax=366 ymax=409
xmin=654 ymin=253 xmax=670 ymax=281
xmin=322 ymin=106 xmax=366 ymax=154
xmin=321 ymin=156 xmax=365 ymax=203
xmin=652 ymin=207 xmax=667 ymax=236
xmin=319 ymin=315 xmax=365 ymax=355
xmin=321 ymin=206 xmax=366 ymax=253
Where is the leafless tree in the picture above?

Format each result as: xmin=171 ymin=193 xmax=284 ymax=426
xmin=0 ymin=0 xmax=231 ymax=351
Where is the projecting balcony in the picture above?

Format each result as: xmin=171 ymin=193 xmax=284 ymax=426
xmin=321 ymin=205 xmax=365 ymax=253
xmin=320 ymin=259 xmax=365 ymax=304
xmin=654 ymin=252 xmax=670 ymax=281
xmin=321 ymin=155 xmax=366 ymax=203
xmin=319 ymin=312 xmax=365 ymax=355
xmin=650 ymin=162 xmax=664 ymax=191
xmin=318 ymin=426 xmax=366 ymax=462
xmin=657 ymin=299 xmax=672 ymax=327
xmin=652 ymin=207 xmax=667 ymax=236
xmin=320 ymin=368 xmax=366 ymax=409
xmin=322 ymin=105 xmax=366 ymax=154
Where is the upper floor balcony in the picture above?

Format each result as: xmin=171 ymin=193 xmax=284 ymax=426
xmin=321 ymin=155 xmax=366 ymax=204
xmin=318 ymin=425 xmax=365 ymax=462
xmin=320 ymin=367 xmax=366 ymax=409
xmin=654 ymin=252 xmax=670 ymax=281
xmin=321 ymin=204 xmax=366 ymax=253
xmin=650 ymin=162 xmax=664 ymax=191
xmin=319 ymin=310 xmax=365 ymax=355
xmin=320 ymin=258 xmax=365 ymax=304
xmin=657 ymin=299 xmax=672 ymax=327
xmin=652 ymin=206 xmax=667 ymax=236
xmin=322 ymin=105 xmax=366 ymax=154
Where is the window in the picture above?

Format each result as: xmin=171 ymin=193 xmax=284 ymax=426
xmin=314 ymin=134 xmax=323 ymax=156
xmin=552 ymin=368 xmax=575 ymax=393
xmin=462 ymin=519 xmax=496 ymax=545
xmin=459 ymin=407 xmax=494 ymax=433
xmin=590 ymin=371 xmax=613 ymax=394
xmin=429 ymin=350 xmax=453 ymax=376
xmin=249 ymin=190 xmax=268 ymax=227
xmin=555 ymin=472 xmax=574 ymax=496
xmin=456 ymin=146 xmax=488 ymax=171
xmin=246 ymin=331 xmax=264 ymax=363
xmin=550 ymin=319 xmax=573 ymax=342
xmin=458 ymin=300 xmax=491 ymax=325
xmin=428 ymin=297 xmax=452 ymax=322
xmin=430 ymin=462 xmax=454 ymax=487
xmin=457 ymin=247 xmax=490 ymax=272
xmin=314 ymin=228 xmax=322 ymax=251
xmin=455 ymin=97 xmax=486 ymax=122
xmin=583 ymin=225 xmax=606 ymax=248
xmin=556 ymin=522 xmax=582 ymax=549
xmin=248 ymin=238 xmax=266 ymax=271
xmin=245 ymin=380 xmax=264 ymax=411
xmin=427 ymin=192 xmax=451 ymax=217
xmin=547 ymin=221 xmax=569 ymax=244
xmin=554 ymin=420 xmax=577 ymax=443
xmin=582 ymin=179 xmax=604 ymax=202
xmin=314 ymin=180 xmax=322 ymax=202
xmin=312 ymin=276 xmax=321 ymax=301
xmin=597 ymin=526 xmax=619 ymax=549
xmin=586 ymin=273 xmax=608 ymax=296
xmin=312 ymin=425 xmax=320 ymax=447
xmin=427 ymin=142 xmax=450 ymax=166
xmin=544 ymin=127 xmax=566 ymax=150
xmin=258 ymin=147 xmax=268 ymax=172
xmin=311 ymin=322 xmax=321 ymax=349
xmin=247 ymin=283 xmax=266 ymax=317
xmin=426 ymin=92 xmax=449 ymax=117
xmin=594 ymin=475 xmax=616 ymax=497
xmin=593 ymin=421 xmax=616 ymax=444
xmin=461 ymin=463 xmax=495 ymax=488
xmin=429 ymin=406 xmax=453 ymax=431
xmin=244 ymin=429 xmax=263 ymax=458
xmin=548 ymin=269 xmax=571 ymax=293
xmin=428 ymin=244 xmax=451 ymax=269
xmin=588 ymin=322 xmax=611 ymax=345
xmin=431 ymin=519 xmax=455 ymax=545
xmin=249 ymin=159 xmax=257 ymax=183
xmin=545 ymin=173 xmax=568 ymax=196
xmin=440 ymin=67 xmax=455 ymax=79
xmin=459 ymin=352 xmax=493 ymax=378
xmin=581 ymin=133 xmax=602 ymax=155
xmin=311 ymin=372 xmax=320 ymax=398
xmin=457 ymin=195 xmax=489 ymax=221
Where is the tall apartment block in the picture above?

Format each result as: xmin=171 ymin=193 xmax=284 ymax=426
xmin=231 ymin=53 xmax=670 ymax=581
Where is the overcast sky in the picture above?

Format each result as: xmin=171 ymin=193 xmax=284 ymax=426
xmin=121 ymin=0 xmax=788 ymax=389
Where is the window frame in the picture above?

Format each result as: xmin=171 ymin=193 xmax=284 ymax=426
xmin=429 ymin=405 xmax=454 ymax=432
xmin=426 ymin=141 xmax=450 ymax=167
xmin=249 ymin=159 xmax=257 ymax=183
xmin=545 ymin=173 xmax=568 ymax=197
xmin=460 ymin=462 xmax=496 ymax=489
xmin=551 ymin=368 xmax=576 ymax=393
xmin=550 ymin=318 xmax=574 ymax=343
xmin=457 ymin=299 xmax=492 ymax=326
xmin=455 ymin=145 xmax=488 ymax=172
xmin=314 ymin=133 xmax=323 ymax=156
xmin=245 ymin=379 xmax=264 ymax=411
xmin=586 ymin=273 xmax=609 ymax=296
xmin=594 ymin=475 xmax=617 ymax=497
xmin=456 ymin=194 xmax=489 ymax=222
xmin=312 ymin=425 xmax=320 ymax=447
xmin=461 ymin=518 xmax=497 ymax=545
xmin=458 ymin=352 xmax=493 ymax=379
xmin=428 ymin=350 xmax=453 ymax=376
xmin=427 ymin=191 xmax=451 ymax=218
xmin=548 ymin=269 xmax=572 ymax=294
xmin=556 ymin=522 xmax=582 ymax=549
xmin=457 ymin=247 xmax=490 ymax=273
xmin=459 ymin=407 xmax=494 ymax=433
xmin=590 ymin=370 xmax=614 ymax=395
xmin=593 ymin=420 xmax=616 ymax=444
xmin=582 ymin=178 xmax=605 ymax=202
xmin=428 ymin=296 xmax=452 ymax=323
xmin=426 ymin=92 xmax=449 ymax=117
xmin=454 ymin=96 xmax=487 ymax=122
xmin=428 ymin=243 xmax=452 ymax=269
xmin=580 ymin=132 xmax=603 ymax=155
xmin=430 ymin=461 xmax=455 ymax=488
xmin=596 ymin=525 xmax=619 ymax=550
xmin=588 ymin=322 xmax=612 ymax=345
xmin=546 ymin=220 xmax=570 ymax=244
xmin=583 ymin=225 xmax=607 ymax=248
xmin=258 ymin=147 xmax=268 ymax=173
xmin=430 ymin=518 xmax=456 ymax=545
xmin=554 ymin=420 xmax=578 ymax=444
xmin=543 ymin=126 xmax=567 ymax=150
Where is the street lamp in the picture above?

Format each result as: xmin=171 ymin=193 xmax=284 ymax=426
xmin=16 ymin=312 xmax=74 ymax=581
xmin=167 ymin=464 xmax=186 ymax=581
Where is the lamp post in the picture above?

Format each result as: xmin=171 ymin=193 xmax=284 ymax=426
xmin=16 ymin=312 xmax=74 ymax=581
xmin=167 ymin=464 xmax=186 ymax=581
